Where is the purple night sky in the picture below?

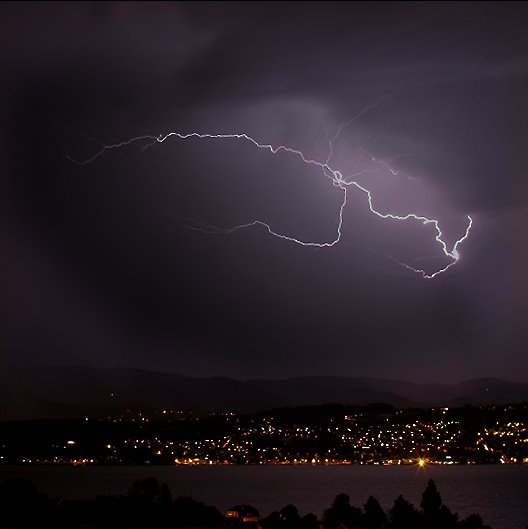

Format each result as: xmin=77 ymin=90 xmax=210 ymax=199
xmin=2 ymin=2 xmax=528 ymax=382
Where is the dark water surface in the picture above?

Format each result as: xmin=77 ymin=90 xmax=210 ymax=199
xmin=1 ymin=465 xmax=527 ymax=529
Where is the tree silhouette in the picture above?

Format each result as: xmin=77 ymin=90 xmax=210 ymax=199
xmin=159 ymin=483 xmax=172 ymax=505
xmin=0 ymin=478 xmax=57 ymax=528
xmin=261 ymin=511 xmax=282 ymax=529
xmin=280 ymin=504 xmax=302 ymax=529
xmin=420 ymin=479 xmax=457 ymax=529
xmin=263 ymin=508 xmax=319 ymax=529
xmin=302 ymin=513 xmax=320 ymax=529
xmin=459 ymin=513 xmax=492 ymax=529
xmin=363 ymin=496 xmax=387 ymax=529
xmin=128 ymin=477 xmax=162 ymax=503
xmin=323 ymin=493 xmax=362 ymax=529
xmin=421 ymin=479 xmax=442 ymax=514
xmin=388 ymin=495 xmax=420 ymax=529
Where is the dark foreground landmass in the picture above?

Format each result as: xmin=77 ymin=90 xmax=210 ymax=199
xmin=1 ymin=402 xmax=527 ymax=465
xmin=0 ymin=476 xmax=492 ymax=529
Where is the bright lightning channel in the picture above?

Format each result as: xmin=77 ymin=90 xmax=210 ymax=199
xmin=69 ymin=117 xmax=472 ymax=279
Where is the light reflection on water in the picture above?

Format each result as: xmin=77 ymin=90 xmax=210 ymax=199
xmin=1 ymin=465 xmax=527 ymax=529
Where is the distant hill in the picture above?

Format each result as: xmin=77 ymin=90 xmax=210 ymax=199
xmin=1 ymin=366 xmax=528 ymax=420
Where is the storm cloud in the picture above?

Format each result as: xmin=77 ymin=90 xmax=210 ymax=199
xmin=2 ymin=2 xmax=528 ymax=382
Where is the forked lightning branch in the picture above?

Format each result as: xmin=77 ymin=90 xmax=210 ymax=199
xmin=70 ymin=113 xmax=473 ymax=279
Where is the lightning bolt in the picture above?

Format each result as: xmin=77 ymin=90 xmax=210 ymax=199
xmin=69 ymin=113 xmax=473 ymax=279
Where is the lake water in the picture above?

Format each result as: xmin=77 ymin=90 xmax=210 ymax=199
xmin=1 ymin=465 xmax=527 ymax=529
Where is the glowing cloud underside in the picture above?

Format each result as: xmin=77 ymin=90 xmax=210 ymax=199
xmin=70 ymin=115 xmax=473 ymax=279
